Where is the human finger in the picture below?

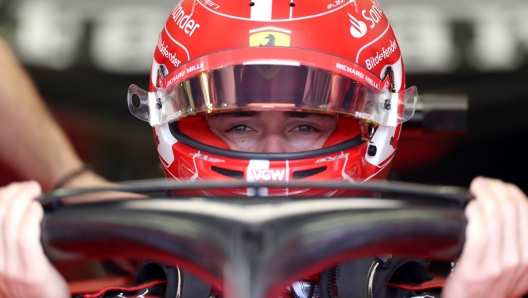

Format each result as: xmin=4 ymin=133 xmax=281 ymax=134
xmin=443 ymin=198 xmax=488 ymax=297
xmin=0 ymin=183 xmax=27 ymax=271
xmin=468 ymin=177 xmax=506 ymax=295
xmin=486 ymin=179 xmax=520 ymax=293
xmin=19 ymin=200 xmax=68 ymax=298
xmin=469 ymin=177 xmax=502 ymax=266
xmin=3 ymin=182 xmax=68 ymax=298
xmin=462 ymin=199 xmax=488 ymax=269
xmin=2 ymin=181 xmax=41 ymax=297
xmin=0 ymin=182 xmax=27 ymax=296
xmin=504 ymin=184 xmax=528 ymax=297
xmin=19 ymin=200 xmax=44 ymax=272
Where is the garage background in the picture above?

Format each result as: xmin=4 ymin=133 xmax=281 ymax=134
xmin=0 ymin=0 xmax=527 ymax=191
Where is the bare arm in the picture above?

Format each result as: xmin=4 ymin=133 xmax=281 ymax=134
xmin=0 ymin=37 xmax=106 ymax=191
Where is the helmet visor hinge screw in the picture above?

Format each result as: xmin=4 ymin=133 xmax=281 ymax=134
xmin=368 ymin=145 xmax=377 ymax=156
xmin=384 ymin=99 xmax=391 ymax=110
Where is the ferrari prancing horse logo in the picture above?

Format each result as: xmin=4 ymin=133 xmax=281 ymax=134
xmin=249 ymin=26 xmax=291 ymax=47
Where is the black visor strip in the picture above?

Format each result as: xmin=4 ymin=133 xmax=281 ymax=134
xmin=169 ymin=122 xmax=364 ymax=161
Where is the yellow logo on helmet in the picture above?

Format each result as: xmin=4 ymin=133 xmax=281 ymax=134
xmin=249 ymin=26 xmax=291 ymax=47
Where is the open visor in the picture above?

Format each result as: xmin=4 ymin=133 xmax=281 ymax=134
xmin=128 ymin=65 xmax=417 ymax=127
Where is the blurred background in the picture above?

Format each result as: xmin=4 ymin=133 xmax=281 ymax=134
xmin=0 ymin=0 xmax=527 ymax=191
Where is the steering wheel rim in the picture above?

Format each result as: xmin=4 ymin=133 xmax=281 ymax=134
xmin=40 ymin=180 xmax=469 ymax=298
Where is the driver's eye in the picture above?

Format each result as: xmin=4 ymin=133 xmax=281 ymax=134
xmin=293 ymin=125 xmax=319 ymax=133
xmin=228 ymin=124 xmax=251 ymax=132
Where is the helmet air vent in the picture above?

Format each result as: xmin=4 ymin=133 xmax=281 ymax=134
xmin=292 ymin=166 xmax=327 ymax=180
xmin=211 ymin=166 xmax=244 ymax=180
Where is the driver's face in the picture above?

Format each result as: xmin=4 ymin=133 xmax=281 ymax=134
xmin=206 ymin=111 xmax=338 ymax=153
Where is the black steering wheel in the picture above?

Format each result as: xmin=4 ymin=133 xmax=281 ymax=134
xmin=39 ymin=180 xmax=471 ymax=298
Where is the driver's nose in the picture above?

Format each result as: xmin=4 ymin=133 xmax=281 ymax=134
xmin=259 ymin=134 xmax=289 ymax=153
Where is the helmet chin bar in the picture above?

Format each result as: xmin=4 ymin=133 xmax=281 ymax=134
xmin=169 ymin=122 xmax=365 ymax=161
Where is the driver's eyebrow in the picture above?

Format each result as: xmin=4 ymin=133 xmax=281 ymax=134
xmin=207 ymin=111 xmax=336 ymax=119
xmin=208 ymin=111 xmax=261 ymax=118
xmin=283 ymin=111 xmax=335 ymax=119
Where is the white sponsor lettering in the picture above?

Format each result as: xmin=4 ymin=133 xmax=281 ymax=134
xmin=251 ymin=169 xmax=286 ymax=181
xmin=158 ymin=36 xmax=181 ymax=67
xmin=166 ymin=70 xmax=185 ymax=87
xmin=166 ymin=76 xmax=176 ymax=87
xmin=171 ymin=5 xmax=201 ymax=36
xmin=362 ymin=0 xmax=384 ymax=29
xmin=327 ymin=0 xmax=345 ymax=10
xmin=138 ymin=289 xmax=149 ymax=298
xmin=349 ymin=13 xmax=368 ymax=38
xmin=316 ymin=153 xmax=348 ymax=163
xmin=191 ymin=153 xmax=224 ymax=163
xmin=365 ymin=39 xmax=398 ymax=70
xmin=200 ymin=0 xmax=220 ymax=10
xmin=115 ymin=289 xmax=148 ymax=298
xmin=336 ymin=62 xmax=365 ymax=79
xmin=186 ymin=62 xmax=205 ymax=74
xmin=174 ymin=70 xmax=185 ymax=80
xmin=355 ymin=111 xmax=374 ymax=121
xmin=365 ymin=76 xmax=379 ymax=88
xmin=165 ymin=111 xmax=182 ymax=122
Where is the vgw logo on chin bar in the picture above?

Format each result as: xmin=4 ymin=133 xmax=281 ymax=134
xmin=349 ymin=13 xmax=368 ymax=38
xmin=250 ymin=169 xmax=286 ymax=181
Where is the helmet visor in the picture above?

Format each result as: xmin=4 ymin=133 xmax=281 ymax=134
xmin=128 ymin=64 xmax=417 ymax=127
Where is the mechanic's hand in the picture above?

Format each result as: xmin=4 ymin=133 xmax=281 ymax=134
xmin=443 ymin=177 xmax=528 ymax=298
xmin=0 ymin=181 xmax=69 ymax=298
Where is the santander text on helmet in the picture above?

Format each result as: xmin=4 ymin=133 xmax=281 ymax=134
xmin=172 ymin=5 xmax=201 ymax=36
xmin=362 ymin=0 xmax=384 ymax=29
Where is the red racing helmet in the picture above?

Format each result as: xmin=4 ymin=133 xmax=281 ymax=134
xmin=128 ymin=0 xmax=417 ymax=196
